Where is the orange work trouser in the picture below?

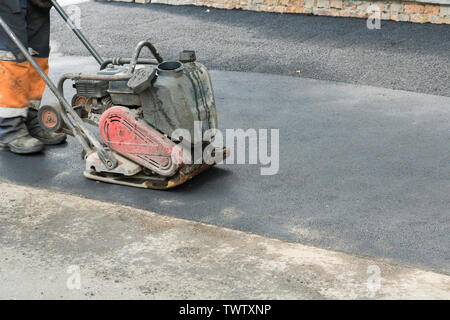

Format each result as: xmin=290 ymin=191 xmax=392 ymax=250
xmin=0 ymin=0 xmax=50 ymax=118
xmin=0 ymin=58 xmax=49 ymax=110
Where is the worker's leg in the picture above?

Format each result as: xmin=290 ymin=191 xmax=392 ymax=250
xmin=26 ymin=0 xmax=50 ymax=107
xmin=25 ymin=0 xmax=66 ymax=145
xmin=0 ymin=0 xmax=44 ymax=153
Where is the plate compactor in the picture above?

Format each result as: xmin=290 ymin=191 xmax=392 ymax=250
xmin=0 ymin=0 xmax=229 ymax=190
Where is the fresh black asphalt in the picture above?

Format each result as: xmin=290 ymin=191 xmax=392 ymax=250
xmin=50 ymin=1 xmax=450 ymax=96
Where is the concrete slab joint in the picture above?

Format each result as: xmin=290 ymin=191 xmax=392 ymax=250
xmin=305 ymin=0 xmax=316 ymax=8
xmin=317 ymin=0 xmax=331 ymax=8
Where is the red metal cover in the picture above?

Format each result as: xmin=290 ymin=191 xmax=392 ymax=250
xmin=99 ymin=106 xmax=183 ymax=177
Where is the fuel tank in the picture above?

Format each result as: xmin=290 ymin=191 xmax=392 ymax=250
xmin=139 ymin=60 xmax=218 ymax=144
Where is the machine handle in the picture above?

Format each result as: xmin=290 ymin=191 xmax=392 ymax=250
xmin=0 ymin=15 xmax=117 ymax=170
xmin=129 ymin=41 xmax=164 ymax=74
xmin=50 ymin=0 xmax=105 ymax=66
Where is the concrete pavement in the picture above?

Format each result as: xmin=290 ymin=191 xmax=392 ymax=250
xmin=1 ymin=181 xmax=449 ymax=299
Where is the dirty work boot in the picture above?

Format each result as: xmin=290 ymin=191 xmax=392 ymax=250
xmin=0 ymin=134 xmax=44 ymax=154
xmin=0 ymin=117 xmax=44 ymax=154
xmin=26 ymin=108 xmax=67 ymax=145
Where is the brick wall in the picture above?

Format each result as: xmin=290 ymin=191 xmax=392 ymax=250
xmin=108 ymin=0 xmax=450 ymax=24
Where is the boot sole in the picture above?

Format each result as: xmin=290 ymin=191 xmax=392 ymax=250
xmin=0 ymin=143 xmax=44 ymax=154
xmin=34 ymin=134 xmax=67 ymax=146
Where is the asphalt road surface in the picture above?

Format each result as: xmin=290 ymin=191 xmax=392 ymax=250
xmin=0 ymin=55 xmax=449 ymax=275
xmin=50 ymin=1 xmax=450 ymax=96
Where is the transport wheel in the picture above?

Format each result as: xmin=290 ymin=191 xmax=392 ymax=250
xmin=38 ymin=103 xmax=62 ymax=132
